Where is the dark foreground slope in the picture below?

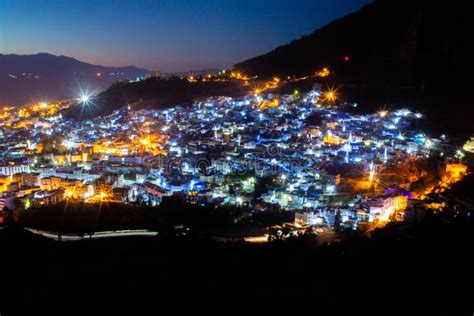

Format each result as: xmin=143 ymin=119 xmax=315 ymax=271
xmin=1 ymin=209 xmax=473 ymax=314
xmin=235 ymin=0 xmax=474 ymax=138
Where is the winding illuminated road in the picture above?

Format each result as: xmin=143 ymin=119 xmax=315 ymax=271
xmin=25 ymin=228 xmax=158 ymax=241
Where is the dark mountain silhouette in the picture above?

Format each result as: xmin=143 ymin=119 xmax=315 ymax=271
xmin=234 ymin=0 xmax=474 ymax=138
xmin=235 ymin=0 xmax=472 ymax=86
xmin=171 ymin=69 xmax=220 ymax=77
xmin=63 ymin=76 xmax=248 ymax=120
xmin=0 ymin=53 xmax=149 ymax=106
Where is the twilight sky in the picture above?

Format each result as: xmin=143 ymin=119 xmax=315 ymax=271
xmin=0 ymin=0 xmax=371 ymax=72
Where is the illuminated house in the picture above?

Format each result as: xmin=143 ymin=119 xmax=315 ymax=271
xmin=32 ymin=189 xmax=65 ymax=207
xmin=40 ymin=177 xmax=83 ymax=197
xmin=107 ymin=155 xmax=146 ymax=165
xmin=38 ymin=167 xmax=100 ymax=183
xmin=40 ymin=177 xmax=64 ymax=191
xmin=23 ymin=172 xmax=40 ymax=187
xmin=142 ymin=181 xmax=171 ymax=199
xmin=0 ymin=164 xmax=30 ymax=176
xmin=445 ymin=163 xmax=468 ymax=183
xmin=295 ymin=211 xmax=326 ymax=226
xmin=463 ymin=137 xmax=474 ymax=153
xmin=112 ymin=187 xmax=134 ymax=203
xmin=93 ymin=174 xmax=123 ymax=196
xmin=368 ymin=193 xmax=408 ymax=220
xmin=0 ymin=175 xmax=11 ymax=193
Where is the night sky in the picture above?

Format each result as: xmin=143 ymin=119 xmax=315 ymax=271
xmin=0 ymin=0 xmax=371 ymax=72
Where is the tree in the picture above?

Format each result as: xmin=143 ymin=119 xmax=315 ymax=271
xmin=334 ymin=209 xmax=342 ymax=232
xmin=2 ymin=207 xmax=17 ymax=229
xmin=253 ymin=176 xmax=273 ymax=202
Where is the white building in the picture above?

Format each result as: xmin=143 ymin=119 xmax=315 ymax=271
xmin=1 ymin=165 xmax=30 ymax=176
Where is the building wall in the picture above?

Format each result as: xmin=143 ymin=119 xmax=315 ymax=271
xmin=0 ymin=165 xmax=30 ymax=176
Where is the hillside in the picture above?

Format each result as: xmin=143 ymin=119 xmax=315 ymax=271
xmin=0 ymin=53 xmax=149 ymax=106
xmin=235 ymin=0 xmax=471 ymax=86
xmin=62 ymin=76 xmax=248 ymax=119
xmin=1 ymin=202 xmax=474 ymax=312
xmin=234 ymin=0 xmax=474 ymax=137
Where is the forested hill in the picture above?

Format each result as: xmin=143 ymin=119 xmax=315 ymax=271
xmin=235 ymin=0 xmax=472 ymax=88
xmin=235 ymin=0 xmax=474 ymax=138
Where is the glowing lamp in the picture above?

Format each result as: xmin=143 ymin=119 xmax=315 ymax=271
xmin=79 ymin=94 xmax=90 ymax=103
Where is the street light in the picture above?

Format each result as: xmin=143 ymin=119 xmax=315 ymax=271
xmin=78 ymin=92 xmax=92 ymax=104
xmin=324 ymin=89 xmax=337 ymax=102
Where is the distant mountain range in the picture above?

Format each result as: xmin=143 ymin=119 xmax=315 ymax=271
xmin=0 ymin=53 xmax=149 ymax=106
